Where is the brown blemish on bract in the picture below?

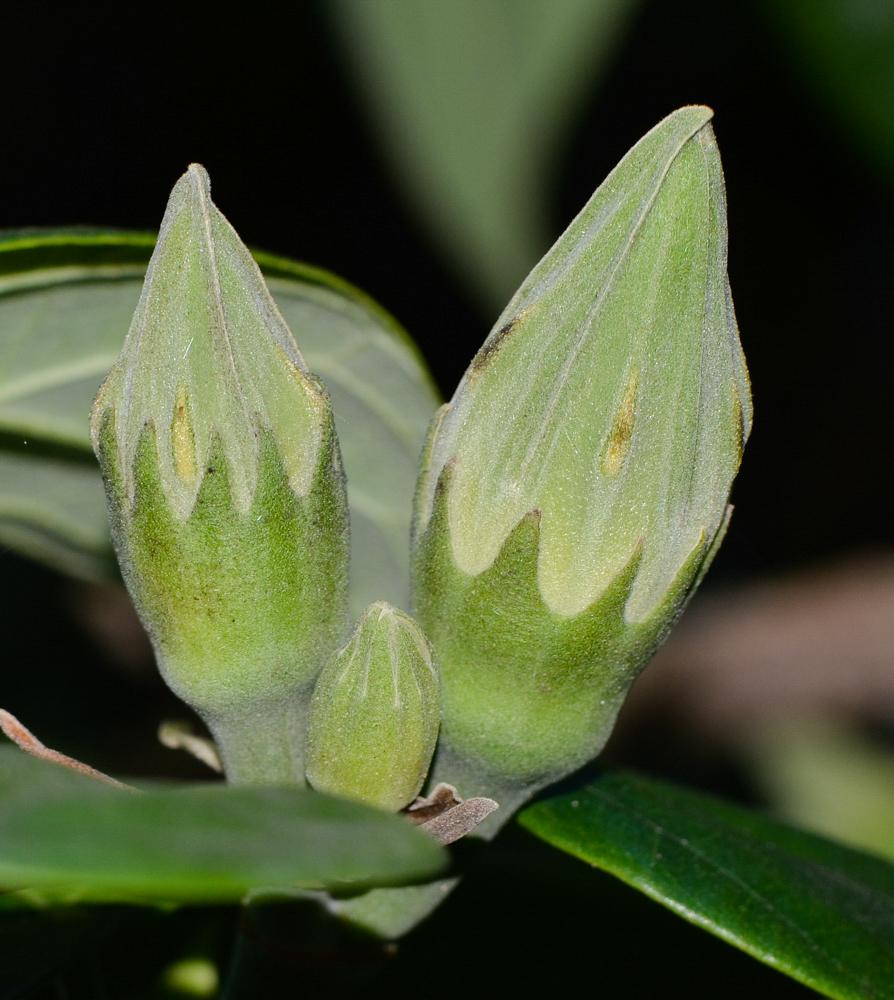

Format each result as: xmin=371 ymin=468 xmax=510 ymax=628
xmin=732 ymin=381 xmax=746 ymax=456
xmin=469 ymin=304 xmax=535 ymax=374
xmin=601 ymin=370 xmax=638 ymax=476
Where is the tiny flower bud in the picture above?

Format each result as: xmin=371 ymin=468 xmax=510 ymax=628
xmin=306 ymin=602 xmax=439 ymax=812
xmin=90 ymin=165 xmax=349 ymax=783
xmin=414 ymin=107 xmax=751 ymax=792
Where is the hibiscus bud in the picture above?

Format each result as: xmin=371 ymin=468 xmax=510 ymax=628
xmin=414 ymin=107 xmax=750 ymax=793
xmin=306 ymin=602 xmax=439 ymax=812
xmin=90 ymin=165 xmax=349 ymax=784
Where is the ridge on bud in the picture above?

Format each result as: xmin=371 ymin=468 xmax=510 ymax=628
xmin=414 ymin=107 xmax=750 ymax=795
xmin=91 ymin=165 xmax=349 ymax=784
xmin=306 ymin=602 xmax=439 ymax=812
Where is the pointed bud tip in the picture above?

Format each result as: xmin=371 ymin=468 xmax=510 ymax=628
xmin=174 ymin=163 xmax=211 ymax=201
xmin=187 ymin=162 xmax=210 ymax=183
xmin=92 ymin=161 xmax=338 ymax=518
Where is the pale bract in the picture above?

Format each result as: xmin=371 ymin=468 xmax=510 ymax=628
xmin=91 ymin=164 xmax=329 ymax=520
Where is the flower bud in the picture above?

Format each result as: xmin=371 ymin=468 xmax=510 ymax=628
xmin=414 ymin=107 xmax=750 ymax=790
xmin=306 ymin=602 xmax=439 ymax=812
xmin=90 ymin=165 xmax=349 ymax=783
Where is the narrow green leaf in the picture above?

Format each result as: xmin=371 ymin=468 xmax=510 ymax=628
xmin=327 ymin=0 xmax=641 ymax=306
xmin=519 ymin=769 xmax=894 ymax=1000
xmin=0 ymin=233 xmax=440 ymax=610
xmin=0 ymin=228 xmax=156 ymax=277
xmin=0 ymin=749 xmax=445 ymax=904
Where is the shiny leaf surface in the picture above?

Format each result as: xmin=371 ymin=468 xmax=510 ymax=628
xmin=520 ymin=769 xmax=894 ymax=1000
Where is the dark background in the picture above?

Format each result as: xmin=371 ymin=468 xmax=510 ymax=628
xmin=1 ymin=2 xmax=890 ymax=996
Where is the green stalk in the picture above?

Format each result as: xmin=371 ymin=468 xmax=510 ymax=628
xmin=209 ymin=692 xmax=313 ymax=786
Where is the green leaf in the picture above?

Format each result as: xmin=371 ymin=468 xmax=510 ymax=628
xmin=519 ymin=769 xmax=894 ymax=1000
xmin=0 ymin=449 xmax=115 ymax=581
xmin=327 ymin=0 xmax=641 ymax=306
xmin=0 ymin=748 xmax=445 ymax=904
xmin=758 ymin=0 xmax=894 ymax=189
xmin=0 ymin=232 xmax=440 ymax=612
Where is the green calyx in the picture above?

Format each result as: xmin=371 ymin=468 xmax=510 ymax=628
xmin=415 ymin=465 xmax=720 ymax=787
xmin=96 ymin=415 xmax=347 ymax=717
xmin=306 ymin=602 xmax=440 ymax=812
xmin=90 ymin=165 xmax=349 ymax=784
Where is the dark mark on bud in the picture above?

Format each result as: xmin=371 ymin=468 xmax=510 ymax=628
xmin=469 ymin=312 xmax=520 ymax=372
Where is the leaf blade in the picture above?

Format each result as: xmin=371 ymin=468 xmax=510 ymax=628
xmin=0 ymin=450 xmax=114 ymax=581
xmin=0 ymin=749 xmax=445 ymax=904
xmin=519 ymin=769 xmax=894 ymax=1000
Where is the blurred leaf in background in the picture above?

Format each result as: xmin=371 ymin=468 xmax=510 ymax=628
xmin=326 ymin=0 xmax=641 ymax=308
xmin=759 ymin=0 xmax=894 ymax=187
xmin=744 ymin=714 xmax=894 ymax=864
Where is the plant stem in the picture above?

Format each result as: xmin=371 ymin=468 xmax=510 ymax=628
xmin=207 ymin=691 xmax=312 ymax=786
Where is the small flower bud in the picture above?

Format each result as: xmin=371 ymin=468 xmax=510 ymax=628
xmin=306 ymin=602 xmax=439 ymax=812
xmin=414 ymin=107 xmax=750 ymax=791
xmin=90 ymin=165 xmax=349 ymax=783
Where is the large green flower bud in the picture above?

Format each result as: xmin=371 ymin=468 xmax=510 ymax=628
xmin=90 ymin=165 xmax=349 ymax=784
xmin=414 ymin=107 xmax=751 ymax=798
xmin=306 ymin=602 xmax=439 ymax=812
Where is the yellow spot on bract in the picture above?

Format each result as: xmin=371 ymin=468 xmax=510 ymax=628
xmin=171 ymin=384 xmax=196 ymax=485
xmin=162 ymin=958 xmax=218 ymax=997
xmin=601 ymin=370 xmax=638 ymax=476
